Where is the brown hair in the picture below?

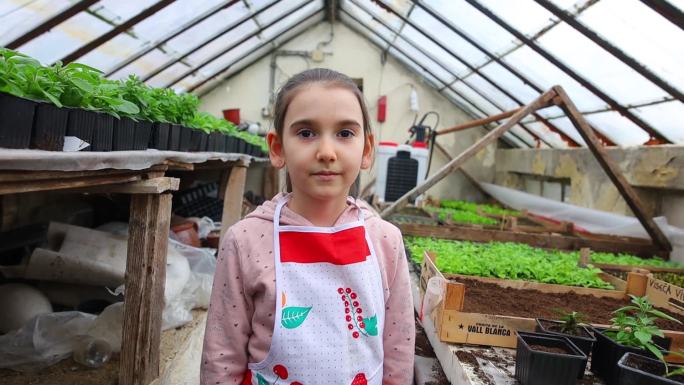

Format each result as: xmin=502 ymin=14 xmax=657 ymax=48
xmin=272 ymin=68 xmax=373 ymax=195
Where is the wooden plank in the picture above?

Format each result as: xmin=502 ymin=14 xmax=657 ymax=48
xmin=555 ymin=85 xmax=672 ymax=252
xmin=626 ymin=271 xmax=649 ymax=297
xmin=0 ymin=164 xmax=167 ymax=182
xmin=220 ymin=161 xmax=248 ymax=242
xmin=598 ymin=272 xmax=627 ymax=292
xmin=67 ymin=177 xmax=180 ymax=194
xmin=263 ymin=166 xmax=280 ymax=200
xmin=381 ymin=88 xmax=557 ymax=219
xmin=164 ymin=160 xmax=194 ymax=171
xmin=644 ymin=274 xmax=684 ymax=317
xmin=440 ymin=309 xmax=536 ymax=347
xmin=399 ymin=222 xmax=664 ymax=258
xmin=436 ymin=108 xmax=522 ymax=136
xmin=444 ymin=272 xmax=625 ymax=299
xmin=594 ymin=262 xmax=684 ymax=274
xmin=120 ymin=193 xmax=172 ymax=385
xmin=0 ymin=174 xmax=143 ymax=195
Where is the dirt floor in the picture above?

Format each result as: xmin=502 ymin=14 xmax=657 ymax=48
xmin=459 ymin=277 xmax=684 ymax=332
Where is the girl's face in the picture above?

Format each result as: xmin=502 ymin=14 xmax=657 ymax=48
xmin=268 ymin=84 xmax=373 ymax=202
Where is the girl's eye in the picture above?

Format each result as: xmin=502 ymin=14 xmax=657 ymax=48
xmin=297 ymin=129 xmax=315 ymax=138
xmin=338 ymin=129 xmax=355 ymax=138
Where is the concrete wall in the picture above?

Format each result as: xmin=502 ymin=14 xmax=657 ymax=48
xmin=494 ymin=145 xmax=684 ymax=227
xmin=199 ymin=21 xmax=497 ymax=201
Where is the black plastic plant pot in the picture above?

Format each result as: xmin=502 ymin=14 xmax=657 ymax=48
xmin=515 ymin=331 xmax=587 ymax=385
xmin=214 ymin=133 xmax=226 ymax=153
xmin=618 ymin=352 xmax=684 ymax=385
xmin=535 ymin=319 xmax=596 ymax=356
xmin=31 ymin=102 xmax=68 ymax=151
xmin=168 ymin=124 xmax=181 ymax=151
xmin=190 ymin=131 xmax=208 ymax=152
xmin=591 ymin=328 xmax=664 ymax=385
xmin=225 ymin=135 xmax=238 ymax=153
xmin=112 ymin=117 xmax=136 ymax=151
xmin=149 ymin=122 xmax=170 ymax=150
xmin=179 ymin=126 xmax=192 ymax=152
xmin=0 ymin=93 xmax=36 ymax=149
xmin=238 ymin=138 xmax=247 ymax=154
xmin=207 ymin=132 xmax=220 ymax=152
xmin=66 ymin=108 xmax=97 ymax=151
xmin=90 ymin=112 xmax=114 ymax=152
xmin=134 ymin=120 xmax=152 ymax=151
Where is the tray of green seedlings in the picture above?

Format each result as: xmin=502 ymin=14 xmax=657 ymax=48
xmin=590 ymin=252 xmax=684 ymax=285
xmin=387 ymin=206 xmax=438 ymax=226
xmin=422 ymin=200 xmax=516 ymax=227
xmin=404 ymin=236 xmax=614 ymax=289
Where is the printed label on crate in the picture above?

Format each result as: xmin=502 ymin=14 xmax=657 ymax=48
xmin=646 ymin=276 xmax=684 ymax=316
xmin=439 ymin=311 xmax=536 ymax=348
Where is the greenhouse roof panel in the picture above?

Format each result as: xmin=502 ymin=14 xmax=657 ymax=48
xmin=2 ymin=0 xmax=683 ymax=147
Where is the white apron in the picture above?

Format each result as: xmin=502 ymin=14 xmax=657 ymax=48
xmin=245 ymin=195 xmax=385 ymax=385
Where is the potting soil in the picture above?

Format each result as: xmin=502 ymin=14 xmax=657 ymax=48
xmin=459 ymin=278 xmax=684 ymax=331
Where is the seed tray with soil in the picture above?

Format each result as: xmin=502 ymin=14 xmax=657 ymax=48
xmin=459 ymin=277 xmax=684 ymax=332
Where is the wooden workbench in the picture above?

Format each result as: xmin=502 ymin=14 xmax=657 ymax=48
xmin=0 ymin=149 xmax=262 ymax=385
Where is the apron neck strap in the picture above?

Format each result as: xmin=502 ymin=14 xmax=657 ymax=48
xmin=273 ymin=194 xmax=364 ymax=232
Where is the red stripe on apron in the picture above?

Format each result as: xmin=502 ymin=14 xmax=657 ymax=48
xmin=279 ymin=226 xmax=370 ymax=265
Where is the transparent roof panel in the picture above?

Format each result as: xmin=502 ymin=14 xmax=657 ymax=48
xmin=585 ymin=111 xmax=650 ymax=146
xmin=578 ymin=0 xmax=684 ymax=92
xmin=17 ymin=11 xmax=111 ymax=64
xmin=344 ymin=0 xmax=405 ymax=32
xmin=545 ymin=116 xmax=587 ymax=146
xmin=109 ymin=48 xmax=174 ymax=81
xmin=477 ymin=0 xmax=556 ymax=37
xmin=408 ymin=7 xmax=490 ymax=74
xmin=339 ymin=12 xmax=388 ymax=50
xmin=0 ymin=0 xmax=73 ymax=45
xmin=393 ymin=39 xmax=456 ymax=85
xmin=341 ymin=1 xmax=397 ymax=44
xmin=388 ymin=47 xmax=443 ymax=91
xmin=146 ymin=61 xmax=190 ymax=88
xmin=401 ymin=24 xmax=470 ymax=76
xmin=427 ymin=0 xmax=519 ymax=62
xmin=451 ymin=81 xmax=503 ymax=116
xmin=260 ymin=1 xmax=323 ymax=40
xmin=538 ymin=23 xmax=669 ymax=106
xmin=502 ymin=46 xmax=607 ymax=112
xmin=526 ymin=121 xmax=569 ymax=148
xmin=183 ymin=21 xmax=259 ymax=69
xmin=509 ymin=124 xmax=538 ymax=147
xmin=255 ymin=0 xmax=311 ymax=25
xmin=78 ymin=32 xmax=142 ymax=71
xmin=465 ymin=73 xmax=521 ymax=111
xmin=631 ymin=101 xmax=684 ymax=143
xmin=92 ymin=0 xmax=156 ymax=22
xmin=478 ymin=61 xmax=541 ymax=105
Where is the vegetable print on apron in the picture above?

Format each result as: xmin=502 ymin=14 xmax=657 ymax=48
xmin=245 ymin=195 xmax=385 ymax=385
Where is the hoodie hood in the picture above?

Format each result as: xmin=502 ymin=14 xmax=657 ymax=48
xmin=245 ymin=193 xmax=379 ymax=226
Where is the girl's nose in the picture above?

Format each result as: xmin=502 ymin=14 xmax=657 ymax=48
xmin=316 ymin=136 xmax=337 ymax=162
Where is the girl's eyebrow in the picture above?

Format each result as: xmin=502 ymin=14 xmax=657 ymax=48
xmin=289 ymin=119 xmax=361 ymax=128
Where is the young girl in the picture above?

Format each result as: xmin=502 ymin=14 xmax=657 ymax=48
xmin=201 ymin=68 xmax=414 ymax=385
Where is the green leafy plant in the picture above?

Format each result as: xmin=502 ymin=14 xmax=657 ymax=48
xmin=404 ymin=236 xmax=614 ymax=289
xmin=605 ymin=295 xmax=681 ymax=363
xmin=440 ymin=199 xmax=520 ymax=216
xmin=556 ymin=310 xmax=586 ymax=335
xmin=666 ymin=350 xmax=684 ymax=377
xmin=425 ymin=206 xmax=498 ymax=226
xmin=591 ymin=252 xmax=684 ymax=269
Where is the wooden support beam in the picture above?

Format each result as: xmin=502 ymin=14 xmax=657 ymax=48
xmin=220 ymin=161 xmax=248 ymax=242
xmin=0 ymin=174 xmax=142 ymax=195
xmin=398 ymin=223 xmax=664 ymax=258
xmin=381 ymin=89 xmax=557 ymax=219
xmin=433 ymin=141 xmax=493 ymax=201
xmin=120 ymin=193 xmax=172 ymax=385
xmin=436 ymin=108 xmax=521 ymax=135
xmin=554 ymin=86 xmax=672 ymax=252
xmin=68 ymin=177 xmax=180 ymax=194
xmin=0 ymin=164 xmax=167 ymax=183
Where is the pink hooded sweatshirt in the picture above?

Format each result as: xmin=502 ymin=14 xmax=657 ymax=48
xmin=201 ymin=193 xmax=415 ymax=385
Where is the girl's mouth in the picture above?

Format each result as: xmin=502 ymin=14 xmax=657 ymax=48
xmin=312 ymin=171 xmax=341 ymax=180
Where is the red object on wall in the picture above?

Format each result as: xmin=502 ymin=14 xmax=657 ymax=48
xmin=222 ymin=108 xmax=240 ymax=125
xmin=377 ymin=95 xmax=387 ymax=123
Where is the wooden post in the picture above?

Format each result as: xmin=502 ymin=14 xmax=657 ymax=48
xmin=220 ymin=160 xmax=248 ymax=242
xmin=578 ymin=247 xmax=590 ymax=268
xmin=626 ymin=271 xmax=649 ymax=297
xmin=381 ymin=89 xmax=557 ymax=219
xmin=120 ymin=193 xmax=172 ymax=385
xmin=554 ymin=86 xmax=672 ymax=253
xmin=263 ymin=165 xmax=280 ymax=200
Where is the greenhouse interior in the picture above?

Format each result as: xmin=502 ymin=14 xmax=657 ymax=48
xmin=0 ymin=0 xmax=683 ymax=384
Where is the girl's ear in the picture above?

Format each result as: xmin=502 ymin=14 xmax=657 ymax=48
xmin=267 ymin=132 xmax=286 ymax=169
xmin=361 ymin=133 xmax=375 ymax=170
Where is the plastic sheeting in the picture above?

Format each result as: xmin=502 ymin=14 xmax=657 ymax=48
xmin=480 ymin=182 xmax=684 ymax=262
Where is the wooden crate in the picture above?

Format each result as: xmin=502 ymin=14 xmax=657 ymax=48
xmin=419 ymin=252 xmax=684 ymax=362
